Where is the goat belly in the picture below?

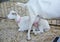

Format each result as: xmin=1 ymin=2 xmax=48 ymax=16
xmin=33 ymin=22 xmax=38 ymax=27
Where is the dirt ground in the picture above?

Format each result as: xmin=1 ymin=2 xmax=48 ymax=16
xmin=0 ymin=0 xmax=60 ymax=42
xmin=0 ymin=19 xmax=60 ymax=42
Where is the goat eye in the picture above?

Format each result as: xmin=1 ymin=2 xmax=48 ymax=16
xmin=37 ymin=15 xmax=40 ymax=17
xmin=12 ymin=13 xmax=16 ymax=15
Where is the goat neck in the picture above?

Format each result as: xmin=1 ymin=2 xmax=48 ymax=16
xmin=15 ymin=14 xmax=21 ymax=23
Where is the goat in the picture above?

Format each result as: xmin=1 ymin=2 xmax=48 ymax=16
xmin=15 ymin=0 xmax=60 ymax=40
xmin=16 ymin=0 xmax=60 ymax=19
xmin=7 ymin=10 xmax=50 ymax=40
xmin=7 ymin=10 xmax=40 ymax=40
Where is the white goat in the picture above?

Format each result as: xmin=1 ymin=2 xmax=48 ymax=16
xmin=16 ymin=0 xmax=60 ymax=19
xmin=15 ymin=0 xmax=60 ymax=40
xmin=7 ymin=10 xmax=39 ymax=40
xmin=7 ymin=10 xmax=50 ymax=40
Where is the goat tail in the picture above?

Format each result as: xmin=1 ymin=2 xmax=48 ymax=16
xmin=15 ymin=2 xmax=27 ymax=7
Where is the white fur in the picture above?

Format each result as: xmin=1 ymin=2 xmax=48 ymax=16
xmin=15 ymin=1 xmax=60 ymax=40
xmin=16 ymin=0 xmax=60 ymax=19
xmin=7 ymin=10 xmax=29 ymax=31
xmin=7 ymin=10 xmax=50 ymax=40
xmin=7 ymin=10 xmax=37 ymax=40
xmin=39 ymin=19 xmax=50 ymax=33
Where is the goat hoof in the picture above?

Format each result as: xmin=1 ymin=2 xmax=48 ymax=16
xmin=34 ymin=33 xmax=37 ymax=36
xmin=18 ymin=29 xmax=21 ymax=31
xmin=26 ymin=36 xmax=31 ymax=41
xmin=26 ymin=38 xmax=31 ymax=41
xmin=18 ymin=29 xmax=24 ymax=32
xmin=33 ymin=32 xmax=37 ymax=36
